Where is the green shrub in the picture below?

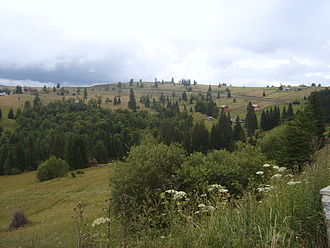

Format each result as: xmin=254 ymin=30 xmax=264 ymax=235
xmin=36 ymin=156 xmax=69 ymax=181
xmin=178 ymin=142 xmax=267 ymax=194
xmin=110 ymin=139 xmax=185 ymax=216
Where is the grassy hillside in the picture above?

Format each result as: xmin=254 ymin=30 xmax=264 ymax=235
xmin=0 ymin=83 xmax=325 ymax=132
xmin=0 ymin=167 xmax=111 ymax=248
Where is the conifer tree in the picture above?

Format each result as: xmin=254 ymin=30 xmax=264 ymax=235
xmin=217 ymin=91 xmax=220 ymax=99
xmin=282 ymin=106 xmax=287 ymax=122
xmin=245 ymin=102 xmax=257 ymax=136
xmin=0 ymin=108 xmax=2 ymax=119
xmin=227 ymin=89 xmax=232 ymax=98
xmin=233 ymin=116 xmax=245 ymax=142
xmin=191 ymin=121 xmax=209 ymax=153
xmin=113 ymin=96 xmax=118 ymax=105
xmin=56 ymin=82 xmax=61 ymax=88
xmin=128 ymin=88 xmax=137 ymax=111
xmin=7 ymin=108 xmax=15 ymax=119
xmin=65 ymin=135 xmax=87 ymax=169
xmin=260 ymin=110 xmax=267 ymax=131
xmin=182 ymin=91 xmax=188 ymax=102
xmin=210 ymin=123 xmax=221 ymax=150
xmin=287 ymin=103 xmax=294 ymax=120
xmin=83 ymin=88 xmax=88 ymax=100
xmin=92 ymin=141 xmax=108 ymax=164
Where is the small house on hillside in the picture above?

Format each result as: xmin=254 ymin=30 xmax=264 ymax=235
xmin=220 ymin=105 xmax=229 ymax=111
xmin=252 ymin=104 xmax=261 ymax=111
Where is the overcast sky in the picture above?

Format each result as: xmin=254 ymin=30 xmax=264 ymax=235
xmin=1 ymin=0 xmax=330 ymax=86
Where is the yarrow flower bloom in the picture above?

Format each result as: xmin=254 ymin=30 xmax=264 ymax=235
xmin=195 ymin=204 xmax=216 ymax=214
xmin=287 ymin=180 xmax=301 ymax=186
xmin=271 ymin=174 xmax=282 ymax=179
xmin=256 ymin=171 xmax=264 ymax=175
xmin=278 ymin=167 xmax=286 ymax=172
xmin=162 ymin=189 xmax=188 ymax=201
xmin=257 ymin=185 xmax=275 ymax=193
xmin=173 ymin=191 xmax=187 ymax=200
xmin=263 ymin=164 xmax=271 ymax=168
xmin=208 ymin=184 xmax=228 ymax=193
xmin=91 ymin=217 xmax=110 ymax=227
xmin=272 ymin=165 xmax=280 ymax=170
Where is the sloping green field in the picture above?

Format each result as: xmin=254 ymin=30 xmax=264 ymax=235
xmin=0 ymin=167 xmax=111 ymax=248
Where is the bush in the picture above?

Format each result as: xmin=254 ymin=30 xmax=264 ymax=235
xmin=36 ymin=156 xmax=69 ymax=181
xmin=110 ymin=139 xmax=185 ymax=216
xmin=178 ymin=143 xmax=267 ymax=195
xmin=10 ymin=211 xmax=28 ymax=229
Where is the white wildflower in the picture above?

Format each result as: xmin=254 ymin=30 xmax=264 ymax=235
xmin=278 ymin=167 xmax=286 ymax=172
xmin=165 ymin=189 xmax=176 ymax=194
xmin=284 ymin=174 xmax=293 ymax=178
xmin=287 ymin=180 xmax=301 ymax=186
xmin=271 ymin=174 xmax=282 ymax=179
xmin=208 ymin=184 xmax=228 ymax=193
xmin=173 ymin=191 xmax=187 ymax=200
xmin=257 ymin=185 xmax=275 ymax=193
xmin=272 ymin=165 xmax=280 ymax=170
xmin=91 ymin=217 xmax=110 ymax=227
xmin=256 ymin=171 xmax=264 ymax=175
xmin=198 ymin=204 xmax=206 ymax=208
xmin=263 ymin=164 xmax=271 ymax=168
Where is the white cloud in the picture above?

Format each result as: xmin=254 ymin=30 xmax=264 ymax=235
xmin=0 ymin=0 xmax=330 ymax=86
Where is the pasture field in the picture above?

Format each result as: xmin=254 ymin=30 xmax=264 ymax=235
xmin=0 ymin=83 xmax=326 ymax=132
xmin=0 ymin=167 xmax=111 ymax=248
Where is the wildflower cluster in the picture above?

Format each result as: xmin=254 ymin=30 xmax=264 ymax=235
xmin=195 ymin=204 xmax=216 ymax=214
xmin=162 ymin=189 xmax=188 ymax=201
xmin=257 ymin=185 xmax=275 ymax=193
xmin=207 ymin=184 xmax=228 ymax=194
xmin=287 ymin=180 xmax=301 ymax=186
xmin=91 ymin=217 xmax=111 ymax=227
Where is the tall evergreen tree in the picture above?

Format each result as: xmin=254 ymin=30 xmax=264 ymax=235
xmin=65 ymin=135 xmax=87 ymax=169
xmin=287 ymin=103 xmax=294 ymax=120
xmin=227 ymin=89 xmax=232 ymax=98
xmin=260 ymin=110 xmax=267 ymax=131
xmin=191 ymin=121 xmax=209 ymax=153
xmin=92 ymin=141 xmax=108 ymax=164
xmin=7 ymin=108 xmax=15 ymax=119
xmin=233 ymin=116 xmax=245 ymax=142
xmin=128 ymin=88 xmax=137 ymax=111
xmin=83 ymin=88 xmax=88 ymax=100
xmin=282 ymin=106 xmax=287 ymax=122
xmin=182 ymin=91 xmax=188 ymax=102
xmin=217 ymin=91 xmax=220 ymax=99
xmin=0 ymin=108 xmax=2 ymax=119
xmin=210 ymin=123 xmax=221 ymax=150
xmin=245 ymin=102 xmax=257 ymax=136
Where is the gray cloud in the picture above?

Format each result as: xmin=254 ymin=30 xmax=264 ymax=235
xmin=0 ymin=0 xmax=330 ymax=86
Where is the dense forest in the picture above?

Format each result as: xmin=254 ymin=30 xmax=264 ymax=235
xmin=0 ymin=87 xmax=329 ymax=176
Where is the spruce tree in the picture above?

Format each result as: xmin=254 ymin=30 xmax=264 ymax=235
xmin=227 ymin=89 xmax=232 ymax=98
xmin=210 ymin=123 xmax=221 ymax=150
xmin=128 ymin=88 xmax=137 ymax=111
xmin=65 ymin=135 xmax=87 ymax=170
xmin=191 ymin=121 xmax=209 ymax=153
xmin=83 ymin=88 xmax=88 ymax=100
xmin=7 ymin=108 xmax=15 ymax=119
xmin=113 ymin=96 xmax=118 ymax=105
xmin=287 ymin=103 xmax=294 ymax=120
xmin=182 ymin=91 xmax=188 ymax=102
xmin=217 ymin=91 xmax=220 ymax=99
xmin=245 ymin=102 xmax=257 ymax=136
xmin=233 ymin=116 xmax=245 ymax=142
xmin=0 ymin=108 xmax=2 ymax=119
xmin=282 ymin=106 xmax=287 ymax=122
xmin=260 ymin=110 xmax=267 ymax=131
